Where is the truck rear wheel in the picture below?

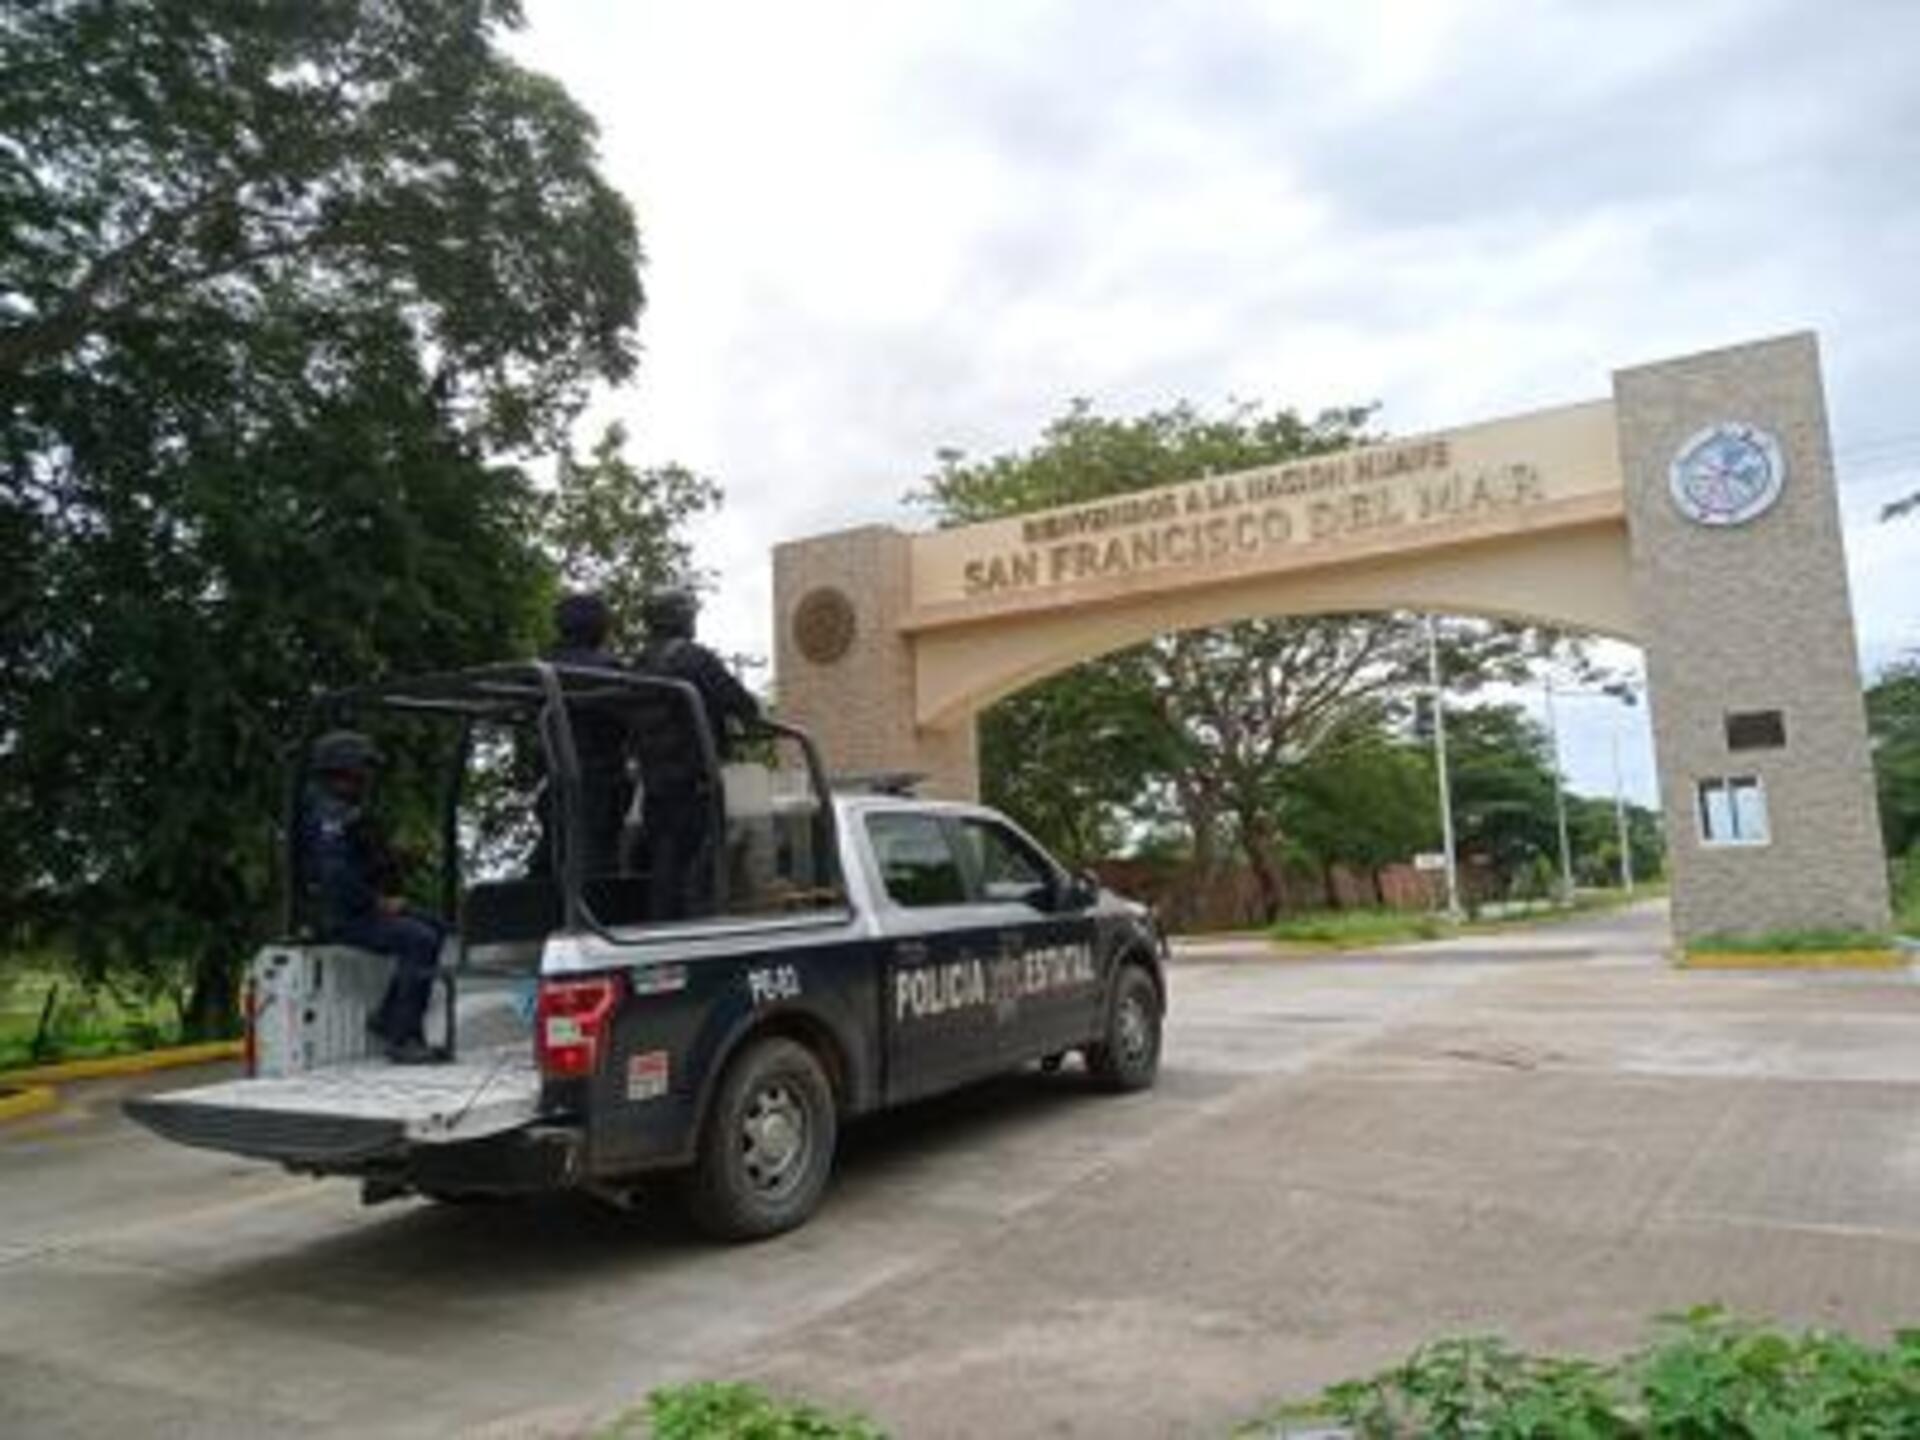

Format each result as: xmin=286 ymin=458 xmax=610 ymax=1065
xmin=1085 ymin=963 xmax=1162 ymax=1092
xmin=683 ymin=1036 xmax=837 ymax=1241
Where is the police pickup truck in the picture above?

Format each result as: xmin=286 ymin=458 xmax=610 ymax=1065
xmin=127 ymin=664 xmax=1166 ymax=1240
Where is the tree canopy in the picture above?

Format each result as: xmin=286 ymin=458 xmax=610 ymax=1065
xmin=1 ymin=0 xmax=653 ymax=1031
xmin=1868 ymin=656 xmax=1920 ymax=858
xmin=544 ymin=421 xmax=722 ymax=647
xmin=1 ymin=0 xmax=640 ymax=448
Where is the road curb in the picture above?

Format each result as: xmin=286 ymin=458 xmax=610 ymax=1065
xmin=2 ymin=1039 xmax=242 ymax=1086
xmin=1674 ymin=950 xmax=1908 ymax=971
xmin=0 ymin=1083 xmax=58 ymax=1124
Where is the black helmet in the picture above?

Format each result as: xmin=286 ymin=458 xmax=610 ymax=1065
xmin=554 ymin=590 xmax=613 ymax=647
xmin=310 ymin=729 xmax=383 ymax=775
xmin=642 ymin=587 xmax=699 ymax=638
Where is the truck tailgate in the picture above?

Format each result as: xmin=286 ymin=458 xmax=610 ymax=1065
xmin=124 ymin=1046 xmax=540 ymax=1165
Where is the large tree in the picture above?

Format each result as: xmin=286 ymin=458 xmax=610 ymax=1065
xmin=917 ymin=400 xmax=1573 ymax=916
xmin=0 ymin=0 xmax=640 ymax=445
xmin=1279 ymin=725 xmax=1436 ymax=906
xmin=1566 ymin=791 xmax=1665 ymax=890
xmin=544 ymin=421 xmax=722 ymax=648
xmin=1443 ymin=704 xmax=1563 ymax=896
xmin=978 ymin=645 xmax=1176 ymax=868
xmin=2 ymin=0 xmax=646 ymax=1031
xmin=1867 ymin=656 xmax=1920 ymax=859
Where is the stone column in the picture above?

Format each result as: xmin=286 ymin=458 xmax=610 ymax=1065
xmin=1613 ymin=332 xmax=1890 ymax=940
xmin=772 ymin=525 xmax=978 ymax=799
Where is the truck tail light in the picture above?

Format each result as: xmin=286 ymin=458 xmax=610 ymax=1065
xmin=536 ymin=973 xmax=624 ymax=1079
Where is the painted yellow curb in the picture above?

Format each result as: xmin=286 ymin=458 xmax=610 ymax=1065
xmin=1676 ymin=949 xmax=1909 ymax=971
xmin=0 ymin=1084 xmax=58 ymax=1123
xmin=2 ymin=1039 xmax=242 ymax=1086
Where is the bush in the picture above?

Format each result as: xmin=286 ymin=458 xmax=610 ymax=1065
xmin=1894 ymin=848 xmax=1920 ymax=936
xmin=0 ymin=958 xmax=185 ymax=1071
xmin=607 ymin=1382 xmax=887 ymax=1440
xmin=1261 ymin=1307 xmax=1920 ymax=1438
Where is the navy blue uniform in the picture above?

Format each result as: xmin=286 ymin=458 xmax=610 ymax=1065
xmin=631 ymin=638 xmax=762 ymax=919
xmin=299 ymin=787 xmax=443 ymax=1045
xmin=546 ymin=644 xmax=634 ymax=877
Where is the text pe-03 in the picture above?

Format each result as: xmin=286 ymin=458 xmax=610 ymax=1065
xmin=125 ymin=662 xmax=1167 ymax=1241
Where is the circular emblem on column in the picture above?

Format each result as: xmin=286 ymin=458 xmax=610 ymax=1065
xmin=1668 ymin=422 xmax=1786 ymax=527
xmin=792 ymin=586 xmax=857 ymax=665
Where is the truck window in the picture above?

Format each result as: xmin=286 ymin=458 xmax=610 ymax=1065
xmin=459 ymin=720 xmax=547 ymax=884
xmin=719 ymin=732 xmax=844 ymax=916
xmin=866 ymin=812 xmax=968 ymax=908
xmin=953 ymin=817 xmax=1052 ymax=905
xmin=457 ymin=718 xmax=561 ymax=965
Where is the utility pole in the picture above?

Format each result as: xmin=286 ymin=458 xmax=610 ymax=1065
xmin=1425 ymin=615 xmax=1462 ymax=920
xmin=1543 ymin=673 xmax=1575 ymax=905
xmin=1611 ymin=717 xmax=1634 ymax=894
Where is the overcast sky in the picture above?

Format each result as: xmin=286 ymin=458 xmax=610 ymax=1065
xmin=511 ymin=0 xmax=1920 ymax=808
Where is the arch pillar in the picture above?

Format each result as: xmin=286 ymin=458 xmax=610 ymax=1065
xmin=1613 ymin=333 xmax=1890 ymax=938
xmin=772 ymin=524 xmax=977 ymax=799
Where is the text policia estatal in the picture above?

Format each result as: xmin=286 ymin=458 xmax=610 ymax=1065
xmin=895 ymin=944 xmax=1097 ymax=1022
xmin=960 ymin=441 xmax=1547 ymax=597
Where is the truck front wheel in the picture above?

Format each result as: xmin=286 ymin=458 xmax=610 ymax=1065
xmin=683 ymin=1036 xmax=837 ymax=1241
xmin=1085 ymin=963 xmax=1162 ymax=1092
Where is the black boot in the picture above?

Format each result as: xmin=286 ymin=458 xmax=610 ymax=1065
xmin=385 ymin=1036 xmax=450 ymax=1066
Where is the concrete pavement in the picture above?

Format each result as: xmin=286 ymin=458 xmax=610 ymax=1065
xmin=4 ymin=903 xmax=1919 ymax=1437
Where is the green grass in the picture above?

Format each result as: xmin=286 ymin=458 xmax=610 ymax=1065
xmin=0 ymin=959 xmax=183 ymax=1072
xmin=1688 ymin=928 xmax=1897 ymax=954
xmin=1267 ymin=908 xmax=1452 ymax=948
xmin=1265 ymin=885 xmax=1652 ymax=951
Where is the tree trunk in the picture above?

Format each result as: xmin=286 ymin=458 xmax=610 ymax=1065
xmin=183 ymin=947 xmax=241 ymax=1041
xmin=1237 ymin=809 xmax=1286 ymax=923
xmin=1372 ymin=866 xmax=1388 ymax=907
xmin=1175 ymin=782 xmax=1227 ymax=928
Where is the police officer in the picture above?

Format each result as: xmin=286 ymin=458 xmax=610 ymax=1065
xmin=298 ymin=731 xmax=447 ymax=1064
xmin=631 ymin=587 xmax=762 ymax=919
xmin=545 ymin=591 xmax=632 ymax=877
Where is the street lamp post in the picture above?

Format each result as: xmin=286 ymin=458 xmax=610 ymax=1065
xmin=1545 ymin=679 xmax=1643 ymax=896
xmin=1542 ymin=674 xmax=1575 ymax=905
xmin=1611 ymin=723 xmax=1634 ymax=894
xmin=1425 ymin=615 xmax=1462 ymax=920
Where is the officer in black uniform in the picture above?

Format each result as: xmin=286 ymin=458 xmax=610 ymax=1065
xmin=297 ymin=731 xmax=447 ymax=1064
xmin=545 ymin=592 xmax=632 ymax=878
xmin=630 ymin=588 xmax=762 ymax=919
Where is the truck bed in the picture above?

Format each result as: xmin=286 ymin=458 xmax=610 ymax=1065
xmin=124 ymin=1045 xmax=540 ymax=1166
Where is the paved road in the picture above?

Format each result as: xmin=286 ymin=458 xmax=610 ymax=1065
xmin=5 ymin=903 xmax=1920 ymax=1437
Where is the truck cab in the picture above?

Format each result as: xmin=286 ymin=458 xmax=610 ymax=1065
xmin=127 ymin=663 xmax=1165 ymax=1240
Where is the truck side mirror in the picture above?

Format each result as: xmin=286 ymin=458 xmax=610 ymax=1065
xmin=1059 ymin=871 xmax=1100 ymax=911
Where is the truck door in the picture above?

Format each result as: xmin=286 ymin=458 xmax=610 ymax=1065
xmin=947 ymin=815 xmax=1101 ymax=1064
xmin=866 ymin=811 xmax=1006 ymax=1103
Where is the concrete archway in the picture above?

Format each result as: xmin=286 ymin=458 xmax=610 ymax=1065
xmin=774 ymin=334 xmax=1890 ymax=941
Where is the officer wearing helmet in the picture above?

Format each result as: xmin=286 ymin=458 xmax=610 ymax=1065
xmin=631 ymin=587 xmax=761 ymax=919
xmin=543 ymin=591 xmax=632 ymax=877
xmin=298 ymin=730 xmax=447 ymax=1064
